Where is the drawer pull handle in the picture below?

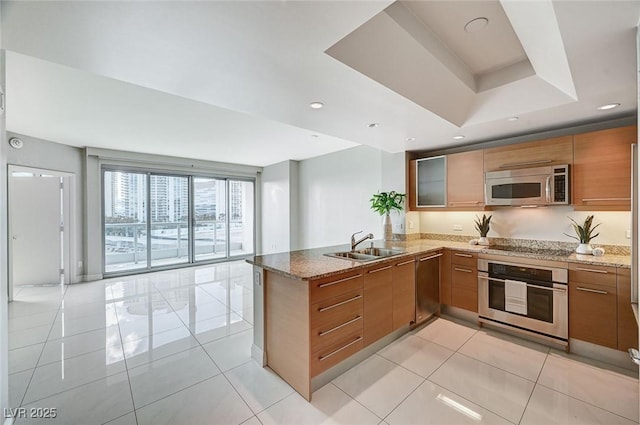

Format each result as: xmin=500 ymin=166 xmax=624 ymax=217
xmin=368 ymin=265 xmax=392 ymax=274
xmin=454 ymin=253 xmax=473 ymax=258
xmin=318 ymin=274 xmax=362 ymax=288
xmin=575 ymin=267 xmax=609 ymax=274
xmin=319 ymin=336 xmax=363 ymax=361
xmin=319 ymin=316 xmax=361 ymax=336
xmin=581 ymin=198 xmax=631 ymax=202
xmin=576 ymin=287 xmax=608 ymax=295
xmin=449 ymin=201 xmax=482 ymax=205
xmin=318 ymin=295 xmax=362 ymax=312
xmin=420 ymin=253 xmax=443 ymax=261
xmin=454 ymin=267 xmax=473 ymax=273
xmin=499 ymin=159 xmax=552 ymax=168
xmin=396 ymin=259 xmax=416 ymax=266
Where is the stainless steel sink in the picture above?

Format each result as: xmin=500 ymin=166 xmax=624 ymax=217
xmin=324 ymin=247 xmax=405 ymax=262
xmin=324 ymin=251 xmax=378 ymax=262
xmin=355 ymin=247 xmax=404 ymax=257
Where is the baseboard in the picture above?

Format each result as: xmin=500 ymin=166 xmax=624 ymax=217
xmin=251 ymin=343 xmax=265 ymax=366
xmin=569 ymin=338 xmax=638 ymax=372
xmin=82 ymin=274 xmax=103 ymax=283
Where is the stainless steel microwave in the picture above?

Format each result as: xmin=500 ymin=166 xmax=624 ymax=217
xmin=485 ymin=164 xmax=569 ymax=206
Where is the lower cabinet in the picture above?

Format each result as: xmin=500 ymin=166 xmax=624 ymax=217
xmin=450 ymin=251 xmax=478 ymax=312
xmin=616 ymin=268 xmax=638 ymax=352
xmin=363 ymin=262 xmax=393 ymax=346
xmin=392 ymin=257 xmax=416 ymax=330
xmin=568 ymin=264 xmax=618 ymax=349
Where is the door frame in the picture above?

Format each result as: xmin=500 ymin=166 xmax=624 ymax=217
xmin=7 ymin=165 xmax=76 ymax=301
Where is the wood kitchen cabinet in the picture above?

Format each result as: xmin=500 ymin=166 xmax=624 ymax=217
xmin=616 ymin=267 xmax=638 ymax=352
xmin=363 ymin=262 xmax=393 ymax=346
xmin=568 ymin=264 xmax=617 ymax=349
xmin=392 ymin=257 xmax=416 ymax=330
xmin=573 ymin=125 xmax=636 ymax=210
xmin=450 ymin=251 xmax=478 ymax=312
xmin=439 ymin=249 xmax=452 ymax=305
xmin=484 ymin=135 xmax=573 ymax=172
xmin=446 ymin=150 xmax=485 ymax=209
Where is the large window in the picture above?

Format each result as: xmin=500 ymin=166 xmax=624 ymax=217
xmin=103 ymin=170 xmax=254 ymax=275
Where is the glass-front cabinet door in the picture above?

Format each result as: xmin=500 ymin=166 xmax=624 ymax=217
xmin=416 ymin=156 xmax=446 ymax=207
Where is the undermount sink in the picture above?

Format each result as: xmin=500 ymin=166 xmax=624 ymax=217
xmin=324 ymin=247 xmax=405 ymax=262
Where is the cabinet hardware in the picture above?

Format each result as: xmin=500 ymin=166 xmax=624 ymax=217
xmin=318 ymin=295 xmax=362 ymax=312
xmin=396 ymin=259 xmax=416 ymax=266
xmin=478 ymin=276 xmax=566 ymax=292
xmin=420 ymin=253 xmax=443 ymax=261
xmin=318 ymin=274 xmax=362 ymax=288
xmin=629 ymin=348 xmax=640 ymax=366
xmin=454 ymin=267 xmax=473 ymax=273
xmin=319 ymin=336 xmax=363 ymax=361
xmin=449 ymin=201 xmax=482 ymax=205
xmin=575 ymin=267 xmax=608 ymax=274
xmin=576 ymin=287 xmax=608 ymax=295
xmin=581 ymin=198 xmax=631 ymax=202
xmin=319 ymin=316 xmax=362 ymax=336
xmin=499 ymin=159 xmax=552 ymax=168
xmin=368 ymin=265 xmax=392 ymax=274
xmin=454 ymin=253 xmax=473 ymax=258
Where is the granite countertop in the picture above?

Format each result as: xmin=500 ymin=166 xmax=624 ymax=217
xmin=247 ymin=238 xmax=631 ymax=280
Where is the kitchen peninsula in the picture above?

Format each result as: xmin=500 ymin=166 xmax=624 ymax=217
xmin=248 ymin=238 xmax=632 ymax=400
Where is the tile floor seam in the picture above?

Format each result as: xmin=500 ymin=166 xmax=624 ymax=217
xmin=534 ymin=380 xmax=639 ymax=422
xmin=423 ymin=376 xmax=519 ymax=425
xmin=111 ymin=287 xmax=141 ymax=425
xmin=328 ymin=381 xmax=385 ymax=421
xmin=37 ymin=339 xmax=125 ymax=368
xmin=453 ymin=350 xmax=541 ymax=384
xmin=223 ymin=367 xmax=292 ymax=418
xmin=101 ymin=410 xmax=136 ymax=425
xmin=379 ymin=375 xmax=428 ymax=423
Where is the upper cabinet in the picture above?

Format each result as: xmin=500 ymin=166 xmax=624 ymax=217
xmin=484 ymin=135 xmax=573 ymax=171
xmin=573 ymin=126 xmax=637 ymax=211
xmin=446 ymin=150 xmax=484 ymax=209
xmin=410 ymin=156 xmax=446 ymax=209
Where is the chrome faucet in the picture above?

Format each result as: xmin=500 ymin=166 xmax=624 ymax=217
xmin=351 ymin=231 xmax=374 ymax=251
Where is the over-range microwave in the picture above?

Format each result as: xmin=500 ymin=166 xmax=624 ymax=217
xmin=485 ymin=164 xmax=569 ymax=206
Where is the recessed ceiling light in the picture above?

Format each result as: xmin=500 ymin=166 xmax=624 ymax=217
xmin=406 ymin=137 xmax=416 ymax=142
xmin=464 ymin=17 xmax=489 ymax=33
xmin=507 ymin=116 xmax=519 ymax=121
xmin=309 ymin=102 xmax=324 ymax=109
xmin=368 ymin=123 xmax=379 ymax=128
xmin=453 ymin=135 xmax=465 ymax=140
xmin=311 ymin=134 xmax=319 ymax=138
xmin=596 ymin=103 xmax=620 ymax=111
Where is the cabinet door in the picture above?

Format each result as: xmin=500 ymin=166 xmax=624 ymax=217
xmin=440 ymin=250 xmax=452 ymax=305
xmin=416 ymin=156 xmax=446 ymax=207
xmin=363 ymin=263 xmax=393 ymax=346
xmin=451 ymin=264 xmax=478 ymax=312
xmin=484 ymin=135 xmax=573 ymax=171
xmin=392 ymin=257 xmax=416 ymax=330
xmin=447 ymin=150 xmax=485 ymax=208
xmin=617 ymin=268 xmax=638 ymax=352
xmin=569 ymin=281 xmax=617 ymax=349
xmin=573 ymin=126 xmax=636 ymax=210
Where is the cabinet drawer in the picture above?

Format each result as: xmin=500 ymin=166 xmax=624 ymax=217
xmin=569 ymin=282 xmax=617 ymax=349
xmin=310 ymin=329 xmax=363 ymax=377
xmin=451 ymin=265 xmax=477 ymax=290
xmin=450 ymin=251 xmax=477 ymax=268
xmin=311 ymin=289 xmax=363 ymax=353
xmin=569 ymin=264 xmax=616 ymax=288
xmin=310 ymin=271 xmax=364 ymax=303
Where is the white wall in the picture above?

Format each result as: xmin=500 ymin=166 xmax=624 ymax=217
xmin=298 ymin=145 xmax=388 ymax=249
xmin=261 ymin=160 xmax=293 ymax=254
xmin=420 ymin=207 xmax=631 ymax=246
xmin=0 ymin=48 xmax=9 ymax=418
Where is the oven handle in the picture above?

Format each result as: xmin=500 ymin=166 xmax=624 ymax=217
xmin=478 ymin=275 xmax=567 ymax=293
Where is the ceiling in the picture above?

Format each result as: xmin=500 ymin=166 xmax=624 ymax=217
xmin=2 ymin=1 xmax=639 ymax=167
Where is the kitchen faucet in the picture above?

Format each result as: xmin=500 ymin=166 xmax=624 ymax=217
xmin=351 ymin=231 xmax=374 ymax=251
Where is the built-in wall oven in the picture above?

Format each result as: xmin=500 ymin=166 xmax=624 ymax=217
xmin=478 ymin=255 xmax=568 ymax=346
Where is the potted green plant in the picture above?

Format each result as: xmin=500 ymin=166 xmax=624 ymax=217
xmin=370 ymin=191 xmax=406 ymax=241
xmin=565 ymin=215 xmax=600 ymax=254
xmin=474 ymin=214 xmax=492 ymax=246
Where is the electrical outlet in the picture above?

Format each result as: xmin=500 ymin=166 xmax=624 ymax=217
xmin=409 ymin=220 xmax=414 ymax=230
xmin=453 ymin=224 xmax=463 ymax=231
xmin=254 ymin=271 xmax=261 ymax=286
xmin=626 ymin=230 xmax=632 ymax=239
xmin=393 ymin=223 xmax=404 ymax=231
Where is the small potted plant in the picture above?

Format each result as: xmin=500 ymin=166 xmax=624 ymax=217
xmin=370 ymin=191 xmax=406 ymax=241
xmin=474 ymin=214 xmax=492 ymax=246
xmin=565 ymin=215 xmax=600 ymax=254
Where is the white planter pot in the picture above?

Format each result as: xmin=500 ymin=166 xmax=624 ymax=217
xmin=383 ymin=214 xmax=392 ymax=241
xmin=477 ymin=237 xmax=490 ymax=246
xmin=575 ymin=243 xmax=593 ymax=254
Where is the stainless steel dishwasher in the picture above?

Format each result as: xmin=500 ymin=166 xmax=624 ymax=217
xmin=415 ymin=252 xmax=442 ymax=324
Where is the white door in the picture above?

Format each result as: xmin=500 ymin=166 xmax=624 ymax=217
xmin=9 ymin=169 xmax=62 ymax=287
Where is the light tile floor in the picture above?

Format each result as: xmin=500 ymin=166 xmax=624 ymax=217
xmin=7 ymin=260 xmax=640 ymax=424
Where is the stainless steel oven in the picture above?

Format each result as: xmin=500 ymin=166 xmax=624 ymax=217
xmin=478 ymin=256 xmax=568 ymax=345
